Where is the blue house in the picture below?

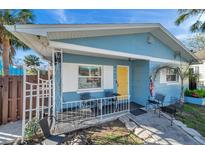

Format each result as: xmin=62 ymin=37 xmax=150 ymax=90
xmin=5 ymin=24 xmax=199 ymax=114
xmin=0 ymin=57 xmax=23 ymax=76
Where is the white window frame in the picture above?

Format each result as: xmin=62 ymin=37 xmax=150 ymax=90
xmin=166 ymin=68 xmax=179 ymax=84
xmin=78 ymin=64 xmax=103 ymax=92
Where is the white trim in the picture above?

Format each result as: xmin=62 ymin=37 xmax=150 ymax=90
xmin=21 ymin=65 xmax=26 ymax=141
xmin=103 ymin=65 xmax=114 ymax=89
xmin=77 ymin=89 xmax=104 ymax=94
xmin=4 ymin=24 xmax=160 ymax=36
xmin=52 ymin=49 xmax=56 ymax=128
xmin=166 ymin=82 xmax=180 ymax=85
xmin=117 ymin=65 xmax=130 ymax=96
xmin=49 ymin=41 xmax=184 ymax=64
xmin=60 ymin=49 xmax=63 ymax=112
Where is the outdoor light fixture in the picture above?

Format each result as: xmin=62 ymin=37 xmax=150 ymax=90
xmin=147 ymin=34 xmax=154 ymax=44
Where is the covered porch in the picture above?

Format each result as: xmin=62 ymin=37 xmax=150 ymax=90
xmin=52 ymin=44 xmax=150 ymax=132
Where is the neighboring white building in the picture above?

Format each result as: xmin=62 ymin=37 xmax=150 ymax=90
xmin=192 ymin=50 xmax=205 ymax=88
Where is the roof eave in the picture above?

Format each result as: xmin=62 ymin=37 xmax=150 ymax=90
xmin=4 ymin=24 xmax=200 ymax=63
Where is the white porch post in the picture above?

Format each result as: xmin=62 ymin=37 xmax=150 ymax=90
xmin=51 ymin=49 xmax=56 ymax=129
xmin=60 ymin=49 xmax=63 ymax=113
xmin=21 ymin=65 xmax=26 ymax=142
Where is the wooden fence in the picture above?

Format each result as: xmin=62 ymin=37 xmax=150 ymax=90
xmin=0 ymin=76 xmax=23 ymax=124
xmin=0 ymin=75 xmax=49 ymax=125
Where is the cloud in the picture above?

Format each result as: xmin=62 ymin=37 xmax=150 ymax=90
xmin=53 ymin=10 xmax=69 ymax=23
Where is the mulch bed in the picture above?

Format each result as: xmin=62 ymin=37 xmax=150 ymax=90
xmin=12 ymin=119 xmax=143 ymax=145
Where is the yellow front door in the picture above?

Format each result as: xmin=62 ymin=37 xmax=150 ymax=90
xmin=117 ymin=66 xmax=128 ymax=96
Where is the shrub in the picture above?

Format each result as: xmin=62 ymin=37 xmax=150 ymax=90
xmin=184 ymin=88 xmax=205 ymax=98
xmin=24 ymin=118 xmax=41 ymax=140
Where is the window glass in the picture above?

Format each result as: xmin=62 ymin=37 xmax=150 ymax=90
xmin=79 ymin=66 xmax=89 ymax=76
xmin=79 ymin=77 xmax=101 ymax=89
xmin=166 ymin=68 xmax=178 ymax=82
xmin=78 ymin=65 xmax=102 ymax=89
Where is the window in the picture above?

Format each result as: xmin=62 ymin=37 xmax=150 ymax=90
xmin=78 ymin=65 xmax=102 ymax=90
xmin=166 ymin=68 xmax=178 ymax=82
xmin=194 ymin=66 xmax=199 ymax=74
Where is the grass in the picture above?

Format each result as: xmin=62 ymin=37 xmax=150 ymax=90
xmin=86 ymin=120 xmax=143 ymax=145
xmin=175 ymin=103 xmax=205 ymax=137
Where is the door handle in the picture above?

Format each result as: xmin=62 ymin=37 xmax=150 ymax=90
xmin=116 ymin=80 xmax=119 ymax=87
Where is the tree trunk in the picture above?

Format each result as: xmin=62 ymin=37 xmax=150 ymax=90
xmin=180 ymin=78 xmax=184 ymax=104
xmin=2 ymin=36 xmax=10 ymax=76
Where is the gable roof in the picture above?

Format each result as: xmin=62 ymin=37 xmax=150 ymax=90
xmin=4 ymin=23 xmax=200 ymax=63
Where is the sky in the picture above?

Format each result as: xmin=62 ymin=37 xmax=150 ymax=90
xmin=14 ymin=9 xmax=200 ymax=63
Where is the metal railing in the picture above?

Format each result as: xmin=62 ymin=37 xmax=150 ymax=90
xmin=22 ymin=66 xmax=53 ymax=141
xmin=58 ymin=95 xmax=130 ymax=123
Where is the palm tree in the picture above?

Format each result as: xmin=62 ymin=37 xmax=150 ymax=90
xmin=24 ymin=55 xmax=41 ymax=67
xmin=175 ymin=9 xmax=205 ymax=32
xmin=24 ymin=54 xmax=42 ymax=75
xmin=0 ymin=9 xmax=35 ymax=76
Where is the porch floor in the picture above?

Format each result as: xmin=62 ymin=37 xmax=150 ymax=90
xmin=54 ymin=111 xmax=129 ymax=135
xmin=130 ymin=102 xmax=147 ymax=116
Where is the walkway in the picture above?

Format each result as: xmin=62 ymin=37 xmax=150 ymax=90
xmin=120 ymin=111 xmax=201 ymax=145
xmin=0 ymin=121 xmax=22 ymax=144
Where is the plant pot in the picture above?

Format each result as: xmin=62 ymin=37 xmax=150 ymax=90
xmin=184 ymin=96 xmax=205 ymax=105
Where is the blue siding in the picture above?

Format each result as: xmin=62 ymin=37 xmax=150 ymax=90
xmin=63 ymin=90 xmax=113 ymax=102
xmin=59 ymin=55 xmax=188 ymax=107
xmin=131 ymin=60 xmax=150 ymax=106
xmin=54 ymin=32 xmax=190 ymax=110
xmin=149 ymin=61 xmax=188 ymax=104
xmin=57 ymin=33 xmax=186 ymax=62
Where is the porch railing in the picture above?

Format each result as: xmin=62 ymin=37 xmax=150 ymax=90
xmin=57 ymin=95 xmax=130 ymax=123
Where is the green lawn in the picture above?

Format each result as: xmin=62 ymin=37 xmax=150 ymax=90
xmin=175 ymin=104 xmax=205 ymax=137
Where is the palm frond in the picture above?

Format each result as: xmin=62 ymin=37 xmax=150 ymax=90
xmin=24 ymin=54 xmax=41 ymax=66
xmin=190 ymin=20 xmax=202 ymax=32
xmin=175 ymin=9 xmax=205 ymax=27
xmin=15 ymin=9 xmax=35 ymax=24
xmin=10 ymin=36 xmax=29 ymax=50
xmin=200 ymin=22 xmax=205 ymax=32
xmin=0 ymin=9 xmax=35 ymax=66
xmin=175 ymin=13 xmax=190 ymax=25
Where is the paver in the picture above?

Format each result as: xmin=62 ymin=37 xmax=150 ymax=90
xmin=125 ymin=121 xmax=137 ymax=131
xmin=119 ymin=116 xmax=130 ymax=124
xmin=126 ymin=111 xmax=200 ymax=145
xmin=0 ymin=121 xmax=22 ymax=145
